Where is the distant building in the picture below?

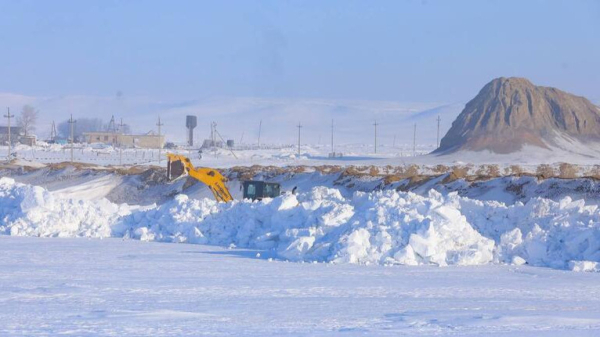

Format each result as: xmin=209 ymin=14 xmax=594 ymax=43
xmin=201 ymin=139 xmax=224 ymax=149
xmin=0 ymin=126 xmax=23 ymax=144
xmin=84 ymin=131 xmax=165 ymax=149
xmin=20 ymin=135 xmax=36 ymax=146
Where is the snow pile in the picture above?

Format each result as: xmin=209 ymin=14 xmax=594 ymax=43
xmin=115 ymin=187 xmax=493 ymax=266
xmin=0 ymin=177 xmax=129 ymax=238
xmin=459 ymin=196 xmax=600 ymax=269
xmin=1 ymin=177 xmax=600 ymax=270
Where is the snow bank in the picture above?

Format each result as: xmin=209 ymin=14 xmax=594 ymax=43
xmin=1 ymin=177 xmax=600 ymax=270
xmin=0 ymin=177 xmax=129 ymax=238
xmin=115 ymin=187 xmax=493 ymax=266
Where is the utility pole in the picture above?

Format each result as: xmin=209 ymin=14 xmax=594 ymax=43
xmin=373 ymin=120 xmax=378 ymax=154
xmin=50 ymin=121 xmax=57 ymax=142
xmin=331 ymin=119 xmax=334 ymax=155
xmin=4 ymin=108 xmax=14 ymax=159
xmin=210 ymin=122 xmax=215 ymax=145
xmin=413 ymin=123 xmax=417 ymax=157
xmin=436 ymin=115 xmax=441 ymax=148
xmin=257 ymin=120 xmax=262 ymax=148
xmin=68 ymin=114 xmax=76 ymax=163
xmin=118 ymin=118 xmax=125 ymax=166
xmin=108 ymin=115 xmax=116 ymax=133
xmin=157 ymin=116 xmax=164 ymax=164
xmin=296 ymin=122 xmax=302 ymax=156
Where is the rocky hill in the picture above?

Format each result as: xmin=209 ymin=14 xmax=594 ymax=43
xmin=436 ymin=77 xmax=600 ymax=154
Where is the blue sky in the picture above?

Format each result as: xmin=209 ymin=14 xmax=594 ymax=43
xmin=0 ymin=0 xmax=598 ymax=103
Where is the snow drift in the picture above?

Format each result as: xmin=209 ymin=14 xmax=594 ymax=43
xmin=1 ymin=177 xmax=600 ymax=271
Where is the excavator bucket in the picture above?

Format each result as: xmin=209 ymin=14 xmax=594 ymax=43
xmin=167 ymin=158 xmax=186 ymax=181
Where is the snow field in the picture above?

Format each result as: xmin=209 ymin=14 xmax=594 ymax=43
xmin=1 ymin=177 xmax=600 ymax=271
xmin=4 ymin=236 xmax=600 ymax=336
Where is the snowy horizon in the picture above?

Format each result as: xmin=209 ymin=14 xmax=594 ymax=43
xmin=0 ymin=91 xmax=464 ymax=146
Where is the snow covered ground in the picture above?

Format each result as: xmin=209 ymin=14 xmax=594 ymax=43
xmin=2 ymin=142 xmax=437 ymax=168
xmin=3 ymin=142 xmax=600 ymax=335
xmin=1 ymin=236 xmax=600 ymax=336
xmin=6 ymin=136 xmax=600 ymax=170
xmin=2 ymin=177 xmax=600 ymax=271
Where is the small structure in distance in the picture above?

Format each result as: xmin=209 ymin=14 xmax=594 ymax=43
xmin=84 ymin=130 xmax=164 ymax=149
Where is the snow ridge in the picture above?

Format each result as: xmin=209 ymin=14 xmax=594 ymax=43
xmin=1 ymin=177 xmax=599 ymax=271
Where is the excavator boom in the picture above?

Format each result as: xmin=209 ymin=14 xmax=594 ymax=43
xmin=166 ymin=153 xmax=233 ymax=203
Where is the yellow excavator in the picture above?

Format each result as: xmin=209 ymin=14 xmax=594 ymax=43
xmin=166 ymin=153 xmax=283 ymax=202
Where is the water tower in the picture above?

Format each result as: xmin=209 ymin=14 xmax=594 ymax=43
xmin=186 ymin=115 xmax=197 ymax=146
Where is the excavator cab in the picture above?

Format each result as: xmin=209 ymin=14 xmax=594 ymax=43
xmin=242 ymin=181 xmax=281 ymax=201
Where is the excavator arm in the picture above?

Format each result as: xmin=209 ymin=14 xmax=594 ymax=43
xmin=166 ymin=153 xmax=233 ymax=203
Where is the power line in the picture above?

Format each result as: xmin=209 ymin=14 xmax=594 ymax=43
xmin=4 ymin=107 xmax=14 ymax=159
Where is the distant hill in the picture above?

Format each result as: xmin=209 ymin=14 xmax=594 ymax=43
xmin=436 ymin=77 xmax=600 ymax=154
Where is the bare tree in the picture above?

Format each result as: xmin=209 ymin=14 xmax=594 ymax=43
xmin=17 ymin=105 xmax=38 ymax=137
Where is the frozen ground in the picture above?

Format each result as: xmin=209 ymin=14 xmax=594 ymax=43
xmin=2 ymin=142 xmax=435 ymax=168
xmin=5 ymin=138 xmax=600 ymax=169
xmin=1 ymin=236 xmax=600 ymax=336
